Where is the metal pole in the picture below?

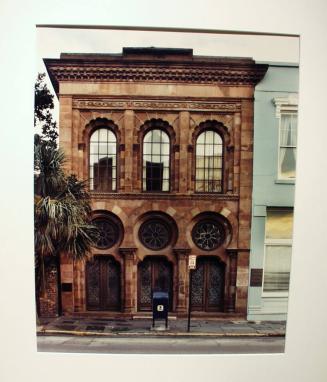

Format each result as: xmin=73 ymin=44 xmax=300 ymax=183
xmin=187 ymin=269 xmax=192 ymax=332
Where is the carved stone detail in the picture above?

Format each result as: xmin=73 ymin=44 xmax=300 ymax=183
xmin=73 ymin=99 xmax=242 ymax=112
xmin=173 ymin=248 xmax=191 ymax=260
xmin=119 ymin=248 xmax=137 ymax=261
xmin=90 ymin=192 xmax=239 ymax=201
xmin=48 ymin=63 xmax=268 ymax=88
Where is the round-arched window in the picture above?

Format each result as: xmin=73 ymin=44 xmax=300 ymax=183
xmin=192 ymin=219 xmax=225 ymax=251
xmin=89 ymin=128 xmax=117 ymax=191
xmin=139 ymin=218 xmax=172 ymax=250
xmin=195 ymin=130 xmax=223 ymax=193
xmin=92 ymin=217 xmax=120 ymax=249
xmin=143 ymin=129 xmax=170 ymax=191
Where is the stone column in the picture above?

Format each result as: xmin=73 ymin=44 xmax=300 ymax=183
xmin=178 ymin=111 xmax=190 ymax=193
xmin=123 ymin=110 xmax=135 ymax=192
xmin=73 ymin=259 xmax=85 ymax=313
xmin=59 ymin=96 xmax=73 ymax=172
xmin=119 ymin=248 xmax=137 ymax=313
xmin=174 ymin=248 xmax=191 ymax=314
xmin=226 ymin=249 xmax=238 ymax=313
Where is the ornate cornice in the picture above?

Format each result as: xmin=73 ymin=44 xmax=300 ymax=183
xmin=72 ymin=98 xmax=241 ymax=112
xmin=89 ymin=192 xmax=239 ymax=201
xmin=44 ymin=58 xmax=268 ymax=92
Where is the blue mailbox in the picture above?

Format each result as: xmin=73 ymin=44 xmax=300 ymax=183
xmin=152 ymin=291 xmax=169 ymax=328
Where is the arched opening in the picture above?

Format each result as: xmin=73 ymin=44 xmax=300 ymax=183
xmin=86 ymin=255 xmax=121 ymax=311
xmin=89 ymin=128 xmax=117 ymax=191
xmin=195 ymin=129 xmax=223 ymax=193
xmin=191 ymin=256 xmax=225 ymax=312
xmin=137 ymin=256 xmax=173 ymax=311
xmin=143 ymin=129 xmax=170 ymax=191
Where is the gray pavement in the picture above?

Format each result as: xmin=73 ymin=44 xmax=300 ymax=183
xmin=37 ymin=316 xmax=286 ymax=337
xmin=37 ymin=335 xmax=285 ymax=354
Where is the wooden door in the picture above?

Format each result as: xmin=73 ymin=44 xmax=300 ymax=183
xmin=86 ymin=256 xmax=121 ymax=311
xmin=138 ymin=257 xmax=173 ymax=311
xmin=191 ymin=257 xmax=225 ymax=312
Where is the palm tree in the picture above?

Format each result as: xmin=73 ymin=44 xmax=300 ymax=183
xmin=34 ymin=135 xmax=98 ymax=316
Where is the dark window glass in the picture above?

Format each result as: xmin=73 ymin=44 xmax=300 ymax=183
xmin=195 ymin=130 xmax=223 ymax=192
xmin=89 ymin=128 xmax=117 ymax=191
xmin=143 ymin=129 xmax=170 ymax=191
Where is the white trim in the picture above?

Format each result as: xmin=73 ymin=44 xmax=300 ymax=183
xmin=273 ymin=94 xmax=298 ymax=118
xmin=274 ymin=97 xmax=298 ymax=180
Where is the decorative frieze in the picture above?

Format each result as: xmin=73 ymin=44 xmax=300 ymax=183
xmin=90 ymin=191 xmax=239 ymax=201
xmin=72 ymin=98 xmax=242 ymax=112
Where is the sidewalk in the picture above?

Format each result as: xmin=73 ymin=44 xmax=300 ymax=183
xmin=37 ymin=316 xmax=286 ymax=337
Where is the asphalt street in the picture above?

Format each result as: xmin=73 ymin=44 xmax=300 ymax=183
xmin=37 ymin=335 xmax=285 ymax=354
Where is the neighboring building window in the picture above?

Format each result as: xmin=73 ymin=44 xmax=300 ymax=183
xmin=263 ymin=208 xmax=293 ymax=292
xmin=274 ymin=95 xmax=298 ymax=180
xmin=143 ymin=129 xmax=170 ymax=191
xmin=89 ymin=128 xmax=117 ymax=191
xmin=279 ymin=113 xmax=297 ymax=179
xmin=195 ymin=130 xmax=223 ymax=192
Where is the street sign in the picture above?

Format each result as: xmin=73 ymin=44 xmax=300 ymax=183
xmin=188 ymin=255 xmax=196 ymax=270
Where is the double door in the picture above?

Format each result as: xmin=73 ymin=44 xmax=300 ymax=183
xmin=86 ymin=256 xmax=121 ymax=311
xmin=191 ymin=257 xmax=225 ymax=312
xmin=138 ymin=256 xmax=173 ymax=311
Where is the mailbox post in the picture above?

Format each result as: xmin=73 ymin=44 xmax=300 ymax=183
xmin=187 ymin=255 xmax=196 ymax=332
xmin=152 ymin=291 xmax=169 ymax=329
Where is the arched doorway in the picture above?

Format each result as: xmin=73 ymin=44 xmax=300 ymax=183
xmin=86 ymin=255 xmax=121 ymax=311
xmin=191 ymin=256 xmax=225 ymax=312
xmin=138 ymin=256 xmax=173 ymax=311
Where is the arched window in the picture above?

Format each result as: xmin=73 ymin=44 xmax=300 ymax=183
xmin=89 ymin=128 xmax=117 ymax=191
xmin=143 ymin=129 xmax=170 ymax=191
xmin=195 ymin=130 xmax=223 ymax=192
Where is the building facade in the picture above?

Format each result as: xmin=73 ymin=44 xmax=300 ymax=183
xmin=42 ymin=48 xmax=267 ymax=318
xmin=247 ymin=63 xmax=298 ymax=321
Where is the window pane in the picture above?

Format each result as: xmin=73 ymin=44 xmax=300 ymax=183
xmin=90 ymin=129 xmax=99 ymax=142
xmin=98 ymin=128 xmax=108 ymax=141
xmin=266 ymin=209 xmax=293 ymax=239
xmin=98 ymin=143 xmax=107 ymax=155
xmin=195 ymin=130 xmax=223 ymax=192
xmin=280 ymin=147 xmax=296 ymax=178
xmin=143 ymin=142 xmax=152 ymax=155
xmin=161 ymin=143 xmax=170 ymax=156
xmin=152 ymin=142 xmax=161 ymax=155
xmin=89 ymin=128 xmax=117 ymax=192
xmin=263 ymin=245 xmax=291 ymax=291
xmin=152 ymin=129 xmax=161 ymax=142
xmin=205 ymin=130 xmax=215 ymax=144
xmin=143 ymin=129 xmax=170 ymax=191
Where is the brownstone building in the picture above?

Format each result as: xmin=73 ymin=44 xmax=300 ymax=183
xmin=43 ymin=48 xmax=267 ymax=318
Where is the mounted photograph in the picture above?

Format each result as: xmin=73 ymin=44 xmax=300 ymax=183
xmin=34 ymin=26 xmax=299 ymax=354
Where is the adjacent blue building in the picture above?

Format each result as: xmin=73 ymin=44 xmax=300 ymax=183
xmin=248 ymin=63 xmax=299 ymax=321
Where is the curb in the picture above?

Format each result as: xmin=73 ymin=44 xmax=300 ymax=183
xmin=37 ymin=329 xmax=285 ymax=338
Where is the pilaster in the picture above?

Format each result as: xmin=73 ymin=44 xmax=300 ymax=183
xmin=119 ymin=248 xmax=137 ymax=313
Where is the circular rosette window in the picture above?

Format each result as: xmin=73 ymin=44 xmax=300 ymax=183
xmin=192 ymin=219 xmax=225 ymax=251
xmin=139 ymin=219 xmax=172 ymax=250
xmin=92 ymin=218 xmax=120 ymax=249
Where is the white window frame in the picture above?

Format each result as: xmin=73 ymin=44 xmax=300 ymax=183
xmin=262 ymin=238 xmax=292 ymax=297
xmin=273 ymin=95 xmax=298 ymax=181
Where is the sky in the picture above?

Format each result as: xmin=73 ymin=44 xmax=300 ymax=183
xmin=36 ymin=27 xmax=299 ymax=122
